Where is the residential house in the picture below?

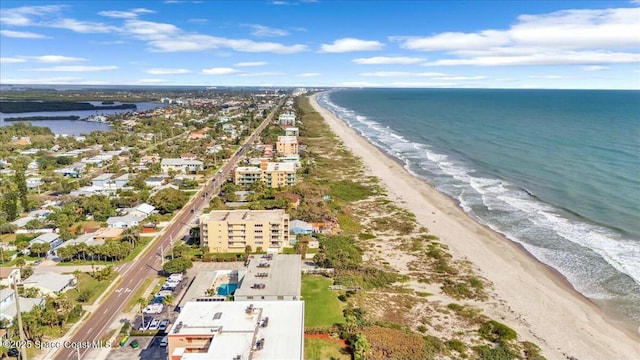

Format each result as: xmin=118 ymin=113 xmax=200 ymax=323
xmin=180 ymin=153 xmax=197 ymax=160
xmin=289 ymin=220 xmax=316 ymax=235
xmin=161 ymin=158 xmax=204 ymax=174
xmin=284 ymin=127 xmax=299 ymax=137
xmin=92 ymin=173 xmax=115 ymax=188
xmin=199 ymin=210 xmax=290 ymax=253
xmin=26 ymin=177 xmax=43 ymax=190
xmin=145 ymin=176 xmax=165 ymax=188
xmin=22 ymin=272 xmax=75 ymax=296
xmin=91 ymin=227 xmax=124 ymax=242
xmin=0 ymin=288 xmax=45 ymax=322
xmin=29 ymin=233 xmax=63 ymax=253
xmin=0 ymin=268 xmax=20 ymax=288
xmin=107 ymin=213 xmax=145 ymax=229
xmin=114 ymin=174 xmax=130 ymax=188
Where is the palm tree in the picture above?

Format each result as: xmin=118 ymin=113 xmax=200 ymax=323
xmin=121 ymin=227 xmax=139 ymax=248
xmin=73 ymin=270 xmax=82 ymax=291
xmin=15 ymin=257 xmax=26 ymax=272
xmin=163 ymin=295 xmax=174 ymax=320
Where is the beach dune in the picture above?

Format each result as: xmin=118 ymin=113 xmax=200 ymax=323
xmin=309 ymin=93 xmax=640 ymax=360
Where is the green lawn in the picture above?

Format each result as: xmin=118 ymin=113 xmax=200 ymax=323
xmin=66 ymin=272 xmax=118 ymax=305
xmin=305 ymin=338 xmax=350 ymax=360
xmin=302 ymin=275 xmax=345 ymax=329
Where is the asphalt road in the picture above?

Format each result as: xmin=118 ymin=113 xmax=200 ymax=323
xmin=52 ymin=101 xmax=280 ymax=360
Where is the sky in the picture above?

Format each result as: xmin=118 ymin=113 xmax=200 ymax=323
xmin=0 ymin=0 xmax=639 ymax=89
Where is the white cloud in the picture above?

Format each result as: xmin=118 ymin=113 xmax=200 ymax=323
xmin=201 ymin=67 xmax=241 ymax=75
xmin=297 ymin=72 xmax=321 ymax=77
xmin=583 ymin=65 xmax=609 ymax=71
xmin=134 ymin=78 xmax=167 ymax=84
xmin=339 ymin=81 xmax=383 ymax=87
xmin=360 ymin=71 xmax=450 ymax=77
xmin=0 ymin=30 xmax=48 ymax=38
xmin=31 ymin=55 xmax=86 ymax=63
xmin=98 ymin=8 xmax=155 ymax=19
xmin=188 ymin=18 xmax=208 ymax=23
xmin=31 ymin=65 xmax=119 ymax=72
xmin=50 ymin=18 xmax=120 ymax=33
xmin=352 ymin=56 xmax=425 ymax=65
xmin=0 ymin=5 xmax=63 ymax=26
xmin=238 ymin=71 xmax=284 ymax=77
xmin=1 ymin=76 xmax=82 ymax=84
xmin=0 ymin=57 xmax=27 ymax=64
xmin=248 ymin=24 xmax=288 ymax=37
xmin=393 ymin=30 xmax=509 ymax=51
xmin=124 ymin=19 xmax=307 ymax=53
xmin=146 ymin=68 xmax=191 ymax=74
xmin=528 ymin=75 xmax=565 ymax=79
xmin=394 ymin=7 xmax=640 ymax=67
xmin=320 ymin=38 xmax=384 ymax=53
xmin=423 ymin=50 xmax=640 ymax=66
xmin=235 ymin=61 xmax=267 ymax=67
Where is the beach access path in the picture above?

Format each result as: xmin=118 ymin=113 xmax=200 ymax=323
xmin=309 ymin=93 xmax=640 ymax=360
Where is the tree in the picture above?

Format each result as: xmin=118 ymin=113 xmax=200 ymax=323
xmin=73 ymin=270 xmax=82 ymax=292
xmin=1 ymin=190 xmax=19 ymax=221
xmin=15 ymin=257 xmax=26 ymax=272
xmin=294 ymin=235 xmax=311 ymax=259
xmin=244 ymin=245 xmax=252 ymax=258
xmin=162 ymin=257 xmax=192 ymax=275
xmin=25 ymin=219 xmax=45 ymax=230
xmin=121 ymin=227 xmax=140 ymax=248
xmin=163 ymin=294 xmax=174 ymax=320
xmin=30 ymin=242 xmax=51 ymax=257
xmin=149 ymin=188 xmax=189 ymax=214
xmin=353 ymin=333 xmax=371 ymax=360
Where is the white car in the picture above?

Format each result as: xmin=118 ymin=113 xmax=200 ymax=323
xmin=143 ymin=304 xmax=164 ymax=314
xmin=158 ymin=319 xmax=169 ymax=332
xmin=148 ymin=319 xmax=160 ymax=331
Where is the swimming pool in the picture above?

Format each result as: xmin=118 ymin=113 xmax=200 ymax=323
xmin=217 ymin=283 xmax=238 ymax=296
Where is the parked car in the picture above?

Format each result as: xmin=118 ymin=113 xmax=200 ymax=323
xmin=158 ymin=319 xmax=169 ymax=331
xmin=168 ymin=274 xmax=183 ymax=282
xmin=148 ymin=319 xmax=160 ymax=331
xmin=143 ymin=304 xmax=163 ymax=314
xmin=138 ymin=317 xmax=152 ymax=331
xmin=160 ymin=336 xmax=168 ymax=347
xmin=156 ymin=290 xmax=173 ymax=298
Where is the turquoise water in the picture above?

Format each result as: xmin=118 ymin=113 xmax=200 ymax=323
xmin=318 ymin=88 xmax=640 ymax=324
xmin=217 ymin=283 xmax=237 ymax=296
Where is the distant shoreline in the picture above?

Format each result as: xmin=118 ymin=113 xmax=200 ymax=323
xmin=0 ymin=101 xmax=137 ymax=113
xmin=3 ymin=115 xmax=81 ymax=121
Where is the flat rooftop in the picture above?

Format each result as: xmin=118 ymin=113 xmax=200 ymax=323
xmin=178 ymin=270 xmax=236 ymax=310
xmin=235 ymin=166 xmax=263 ymax=174
xmin=235 ymin=254 xmax=301 ymax=299
xmin=266 ymin=162 xmax=295 ymax=172
xmin=170 ymin=300 xmax=304 ymax=360
xmin=200 ymin=210 xmax=287 ymax=223
xmin=277 ymin=136 xmax=298 ymax=143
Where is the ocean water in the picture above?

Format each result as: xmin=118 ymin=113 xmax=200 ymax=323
xmin=317 ymin=88 xmax=640 ymax=325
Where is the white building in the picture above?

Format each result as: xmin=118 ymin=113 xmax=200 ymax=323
xmin=161 ymin=158 xmax=204 ymax=174
xmin=168 ymin=301 xmax=304 ymax=360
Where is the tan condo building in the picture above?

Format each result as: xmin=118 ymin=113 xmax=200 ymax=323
xmin=199 ymin=210 xmax=290 ymax=253
xmin=234 ymin=161 xmax=296 ymax=188
xmin=275 ymin=136 xmax=298 ymax=156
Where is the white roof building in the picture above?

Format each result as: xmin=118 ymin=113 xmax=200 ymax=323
xmin=168 ymin=301 xmax=304 ymax=360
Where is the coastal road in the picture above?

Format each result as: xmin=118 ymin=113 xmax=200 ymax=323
xmin=52 ymin=101 xmax=281 ymax=360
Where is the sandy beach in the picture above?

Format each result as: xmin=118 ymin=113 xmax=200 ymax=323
xmin=309 ymin=93 xmax=640 ymax=360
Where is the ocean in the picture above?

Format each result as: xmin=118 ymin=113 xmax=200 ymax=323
xmin=317 ymin=88 xmax=640 ymax=326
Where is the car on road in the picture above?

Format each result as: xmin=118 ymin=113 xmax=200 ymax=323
xmin=148 ymin=319 xmax=160 ymax=331
xmin=158 ymin=319 xmax=169 ymax=331
xmin=160 ymin=336 xmax=168 ymax=347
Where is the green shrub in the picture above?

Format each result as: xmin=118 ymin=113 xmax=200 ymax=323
xmin=479 ymin=320 xmax=517 ymax=343
xmin=474 ymin=344 xmax=517 ymax=360
xmin=446 ymin=338 xmax=466 ymax=353
xmin=417 ymin=325 xmax=427 ymax=333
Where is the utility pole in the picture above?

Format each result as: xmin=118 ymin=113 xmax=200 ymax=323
xmin=12 ymin=276 xmax=28 ymax=360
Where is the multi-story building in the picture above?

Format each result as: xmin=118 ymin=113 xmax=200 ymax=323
xmin=199 ymin=210 xmax=290 ymax=253
xmin=234 ymin=254 xmax=301 ymax=302
xmin=234 ymin=161 xmax=296 ymax=188
xmin=275 ymin=136 xmax=298 ymax=156
xmin=168 ymin=301 xmax=304 ymax=360
xmin=277 ymin=113 xmax=296 ymax=126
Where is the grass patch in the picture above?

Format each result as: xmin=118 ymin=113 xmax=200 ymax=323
xmin=304 ymin=338 xmax=350 ymax=360
xmin=302 ymin=275 xmax=345 ymax=329
xmin=329 ymin=180 xmax=373 ymax=202
xmin=125 ymin=277 xmax=154 ymax=313
xmin=66 ymin=272 xmax=118 ymax=305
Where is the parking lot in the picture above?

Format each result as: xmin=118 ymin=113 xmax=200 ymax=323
xmin=106 ymin=336 xmax=167 ymax=360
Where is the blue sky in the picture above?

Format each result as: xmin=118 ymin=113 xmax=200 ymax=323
xmin=1 ymin=0 xmax=639 ymax=89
